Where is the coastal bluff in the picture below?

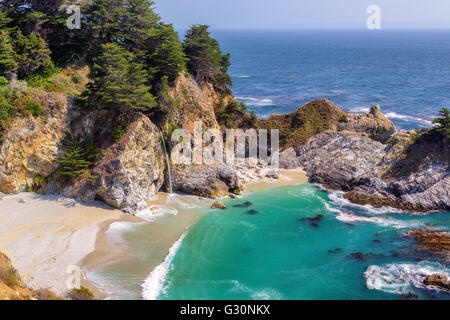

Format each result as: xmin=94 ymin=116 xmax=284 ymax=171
xmin=279 ymin=101 xmax=449 ymax=212
xmin=0 ymin=69 xmax=448 ymax=212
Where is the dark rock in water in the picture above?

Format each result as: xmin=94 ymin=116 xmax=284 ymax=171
xmin=375 ymin=232 xmax=383 ymax=236
xmin=328 ymin=248 xmax=342 ymax=254
xmin=346 ymin=223 xmax=355 ymax=227
xmin=234 ymin=201 xmax=253 ymax=208
xmin=301 ymin=214 xmax=323 ymax=222
xmin=373 ymin=239 xmax=382 ymax=243
xmin=423 ymin=274 xmax=450 ymax=291
xmin=245 ymin=209 xmax=259 ymax=215
xmin=310 ymin=223 xmax=319 ymax=228
xmin=349 ymin=252 xmax=367 ymax=261
xmin=401 ymin=292 xmax=419 ymax=300
xmin=403 ymin=229 xmax=450 ymax=264
xmin=390 ymin=250 xmax=401 ymax=257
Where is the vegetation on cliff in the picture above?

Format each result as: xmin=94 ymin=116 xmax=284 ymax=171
xmin=0 ymin=0 xmax=232 ymax=114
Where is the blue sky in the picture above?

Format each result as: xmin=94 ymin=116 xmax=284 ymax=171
xmin=153 ymin=0 xmax=450 ymax=30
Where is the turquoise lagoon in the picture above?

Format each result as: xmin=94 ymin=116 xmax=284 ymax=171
xmin=91 ymin=184 xmax=449 ymax=300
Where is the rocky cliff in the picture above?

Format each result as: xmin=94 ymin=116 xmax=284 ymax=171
xmin=279 ymin=101 xmax=449 ymax=212
xmin=0 ymin=67 xmax=448 ymax=213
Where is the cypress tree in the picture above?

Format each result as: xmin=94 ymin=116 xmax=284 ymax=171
xmin=13 ymin=31 xmax=53 ymax=78
xmin=0 ymin=30 xmax=18 ymax=78
xmin=87 ymin=43 xmax=156 ymax=112
xmin=183 ymin=25 xmax=232 ymax=91
xmin=146 ymin=23 xmax=187 ymax=85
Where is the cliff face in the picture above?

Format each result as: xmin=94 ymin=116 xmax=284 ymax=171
xmin=0 ymin=67 xmax=447 ymax=212
xmin=280 ymin=103 xmax=449 ymax=212
xmin=0 ymin=93 xmax=71 ymax=193
xmin=45 ymin=113 xmax=166 ymax=213
xmin=0 ymin=252 xmax=39 ymax=300
xmin=164 ymin=73 xmax=244 ymax=198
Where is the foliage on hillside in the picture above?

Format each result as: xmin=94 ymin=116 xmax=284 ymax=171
xmin=183 ymin=25 xmax=232 ymax=92
xmin=0 ymin=0 xmax=232 ymax=117
xmin=259 ymin=99 xmax=346 ymax=149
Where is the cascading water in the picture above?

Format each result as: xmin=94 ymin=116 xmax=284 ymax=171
xmin=158 ymin=127 xmax=173 ymax=194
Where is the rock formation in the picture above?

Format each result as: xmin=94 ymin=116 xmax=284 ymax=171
xmin=279 ymin=101 xmax=449 ymax=212
xmin=423 ymin=274 xmax=450 ymax=290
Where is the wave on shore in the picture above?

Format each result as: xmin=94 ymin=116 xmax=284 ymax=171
xmin=141 ymin=232 xmax=186 ymax=300
xmin=365 ymin=262 xmax=450 ymax=295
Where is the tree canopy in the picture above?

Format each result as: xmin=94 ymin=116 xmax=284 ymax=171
xmin=183 ymin=25 xmax=232 ymax=91
xmin=432 ymin=107 xmax=450 ymax=138
xmin=0 ymin=0 xmax=232 ymax=112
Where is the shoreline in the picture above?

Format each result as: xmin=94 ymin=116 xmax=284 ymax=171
xmin=0 ymin=168 xmax=308 ymax=299
xmin=82 ymin=168 xmax=308 ymax=299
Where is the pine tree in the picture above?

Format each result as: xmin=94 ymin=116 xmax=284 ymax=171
xmin=87 ymin=43 xmax=156 ymax=112
xmin=183 ymin=25 xmax=232 ymax=90
xmin=146 ymin=23 xmax=187 ymax=85
xmin=432 ymin=108 xmax=450 ymax=138
xmin=13 ymin=31 xmax=53 ymax=78
xmin=0 ymin=30 xmax=18 ymax=78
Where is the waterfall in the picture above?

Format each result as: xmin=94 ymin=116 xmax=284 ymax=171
xmin=158 ymin=127 xmax=173 ymax=194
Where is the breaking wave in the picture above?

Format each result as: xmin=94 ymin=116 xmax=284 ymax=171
xmin=236 ymin=96 xmax=274 ymax=107
xmin=135 ymin=205 xmax=178 ymax=222
xmin=365 ymin=262 xmax=450 ymax=295
xmin=142 ymin=232 xmax=186 ymax=300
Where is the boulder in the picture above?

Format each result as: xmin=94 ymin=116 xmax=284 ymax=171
xmin=423 ymin=274 xmax=450 ymax=290
xmin=172 ymin=163 xmax=241 ymax=198
xmin=211 ymin=200 xmax=226 ymax=209
xmin=338 ymin=104 xmax=396 ymax=143
xmin=279 ymin=148 xmax=301 ymax=169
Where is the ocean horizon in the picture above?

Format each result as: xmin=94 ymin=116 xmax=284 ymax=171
xmin=202 ymin=29 xmax=450 ymax=130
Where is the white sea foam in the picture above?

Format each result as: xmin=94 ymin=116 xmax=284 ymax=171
xmin=142 ymin=232 xmax=186 ymax=300
xmin=228 ymin=280 xmax=283 ymax=300
xmin=135 ymin=205 xmax=178 ymax=222
xmin=327 ymin=190 xmax=405 ymax=215
xmin=237 ymin=75 xmax=252 ymax=78
xmin=236 ymin=96 xmax=274 ymax=106
xmin=322 ymin=192 xmax=423 ymax=229
xmin=365 ymin=262 xmax=450 ymax=295
xmin=385 ymin=112 xmax=433 ymax=125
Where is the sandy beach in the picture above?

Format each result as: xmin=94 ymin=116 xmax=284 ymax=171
xmin=0 ymin=168 xmax=308 ymax=299
xmin=0 ymin=192 xmax=126 ymax=296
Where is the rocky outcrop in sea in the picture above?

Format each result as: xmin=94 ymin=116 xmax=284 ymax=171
xmin=280 ymin=102 xmax=449 ymax=212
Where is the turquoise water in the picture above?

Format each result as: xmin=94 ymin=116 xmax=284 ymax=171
xmin=151 ymin=184 xmax=450 ymax=300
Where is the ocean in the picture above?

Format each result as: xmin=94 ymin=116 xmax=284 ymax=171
xmin=215 ymin=30 xmax=450 ymax=130
xmin=89 ymin=30 xmax=450 ymax=300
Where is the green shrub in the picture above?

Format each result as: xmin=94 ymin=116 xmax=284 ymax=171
xmin=112 ymin=125 xmax=128 ymax=142
xmin=0 ymin=76 xmax=8 ymax=87
xmin=338 ymin=114 xmax=348 ymax=123
xmin=0 ymin=267 xmax=20 ymax=288
xmin=58 ymin=136 xmax=99 ymax=182
xmin=67 ymin=286 xmax=94 ymax=300
xmin=24 ymin=98 xmax=42 ymax=118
